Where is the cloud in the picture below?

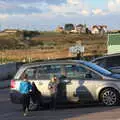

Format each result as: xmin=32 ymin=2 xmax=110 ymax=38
xmin=1 ymin=0 xmax=120 ymax=17
xmin=81 ymin=10 xmax=89 ymax=16
xmin=67 ymin=0 xmax=82 ymax=5
xmin=0 ymin=14 xmax=9 ymax=19
xmin=20 ymin=2 xmax=48 ymax=12
xmin=0 ymin=0 xmax=120 ymax=30
xmin=49 ymin=0 xmax=110 ymax=16
xmin=0 ymin=0 xmax=65 ymax=5
xmin=0 ymin=12 xmax=59 ymax=30
xmin=92 ymin=9 xmax=107 ymax=15
xmin=108 ymin=0 xmax=120 ymax=12
xmin=49 ymin=0 xmax=89 ymax=16
xmin=0 ymin=1 xmax=43 ymax=15
xmin=0 ymin=0 xmax=44 ymax=4
xmin=0 ymin=0 xmax=112 ymax=17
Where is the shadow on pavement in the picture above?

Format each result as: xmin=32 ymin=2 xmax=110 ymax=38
xmin=28 ymin=103 xmax=120 ymax=120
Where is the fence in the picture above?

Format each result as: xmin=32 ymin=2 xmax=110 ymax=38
xmin=108 ymin=34 xmax=120 ymax=54
xmin=0 ymin=62 xmax=23 ymax=89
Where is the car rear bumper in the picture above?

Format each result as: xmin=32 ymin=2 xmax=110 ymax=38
xmin=10 ymin=90 xmax=51 ymax=104
xmin=10 ymin=90 xmax=22 ymax=104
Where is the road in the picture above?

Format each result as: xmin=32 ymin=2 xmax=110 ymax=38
xmin=1 ymin=89 xmax=120 ymax=120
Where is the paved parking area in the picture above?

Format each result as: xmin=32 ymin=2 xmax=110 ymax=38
xmin=1 ymin=89 xmax=120 ymax=120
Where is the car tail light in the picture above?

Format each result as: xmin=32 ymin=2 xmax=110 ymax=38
xmin=10 ymin=80 xmax=16 ymax=88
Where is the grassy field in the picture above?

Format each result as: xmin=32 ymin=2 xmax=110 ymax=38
xmin=108 ymin=34 xmax=120 ymax=45
xmin=0 ymin=32 xmax=107 ymax=62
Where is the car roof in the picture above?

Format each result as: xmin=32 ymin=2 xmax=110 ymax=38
xmin=20 ymin=59 xmax=100 ymax=69
xmin=92 ymin=53 xmax=120 ymax=62
xmin=20 ymin=59 xmax=111 ymax=75
xmin=21 ymin=60 xmax=80 ymax=68
xmin=15 ymin=59 xmax=113 ymax=79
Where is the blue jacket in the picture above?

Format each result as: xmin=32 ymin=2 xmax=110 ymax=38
xmin=19 ymin=81 xmax=32 ymax=94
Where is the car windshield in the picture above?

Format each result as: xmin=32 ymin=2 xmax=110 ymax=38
xmin=80 ymin=61 xmax=112 ymax=76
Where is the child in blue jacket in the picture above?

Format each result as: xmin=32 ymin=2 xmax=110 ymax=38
xmin=19 ymin=73 xmax=32 ymax=116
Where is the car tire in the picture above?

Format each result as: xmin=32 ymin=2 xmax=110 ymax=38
xmin=100 ymin=88 xmax=119 ymax=106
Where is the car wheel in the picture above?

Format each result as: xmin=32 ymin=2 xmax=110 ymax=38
xmin=100 ymin=88 xmax=119 ymax=106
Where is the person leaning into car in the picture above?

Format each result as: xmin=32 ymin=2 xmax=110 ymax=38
xmin=19 ymin=73 xmax=32 ymax=116
xmin=48 ymin=74 xmax=59 ymax=110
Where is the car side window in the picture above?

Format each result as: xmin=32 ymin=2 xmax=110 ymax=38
xmin=36 ymin=65 xmax=61 ymax=79
xmin=23 ymin=68 xmax=37 ymax=80
xmin=64 ymin=64 xmax=88 ymax=79
xmin=64 ymin=64 xmax=101 ymax=80
xmin=86 ymin=71 xmax=102 ymax=79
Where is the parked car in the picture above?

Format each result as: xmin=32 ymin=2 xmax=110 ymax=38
xmin=92 ymin=53 xmax=120 ymax=73
xmin=10 ymin=60 xmax=120 ymax=109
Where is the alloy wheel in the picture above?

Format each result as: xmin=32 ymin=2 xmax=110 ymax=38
xmin=101 ymin=89 xmax=117 ymax=106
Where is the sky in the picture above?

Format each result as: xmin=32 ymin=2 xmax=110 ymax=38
xmin=0 ymin=0 xmax=120 ymax=30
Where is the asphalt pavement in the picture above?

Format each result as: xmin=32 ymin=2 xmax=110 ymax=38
xmin=1 ymin=89 xmax=120 ymax=120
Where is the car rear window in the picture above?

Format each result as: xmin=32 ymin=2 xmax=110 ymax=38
xmin=24 ymin=68 xmax=37 ymax=79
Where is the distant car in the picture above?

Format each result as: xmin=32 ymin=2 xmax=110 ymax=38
xmin=10 ymin=60 xmax=120 ymax=109
xmin=92 ymin=53 xmax=120 ymax=73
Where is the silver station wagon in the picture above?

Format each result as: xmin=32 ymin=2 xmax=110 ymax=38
xmin=10 ymin=60 xmax=120 ymax=109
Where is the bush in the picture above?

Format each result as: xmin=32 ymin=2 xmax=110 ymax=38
xmin=29 ymin=39 xmax=44 ymax=46
xmin=0 ymin=38 xmax=19 ymax=49
xmin=23 ymin=30 xmax=40 ymax=38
